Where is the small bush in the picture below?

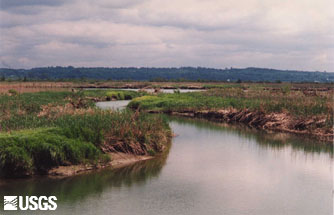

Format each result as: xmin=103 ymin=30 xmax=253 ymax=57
xmin=8 ymin=89 xmax=19 ymax=96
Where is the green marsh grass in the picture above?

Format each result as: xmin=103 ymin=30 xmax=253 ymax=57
xmin=129 ymin=88 xmax=333 ymax=119
xmin=0 ymin=90 xmax=171 ymax=177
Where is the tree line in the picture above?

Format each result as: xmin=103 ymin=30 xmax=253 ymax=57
xmin=0 ymin=66 xmax=333 ymax=83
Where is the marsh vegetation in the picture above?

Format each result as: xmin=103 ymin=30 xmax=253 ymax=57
xmin=0 ymin=82 xmax=332 ymax=177
xmin=0 ymin=90 xmax=171 ymax=177
xmin=129 ymin=85 xmax=333 ymax=141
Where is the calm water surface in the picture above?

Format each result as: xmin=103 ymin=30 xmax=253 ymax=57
xmin=0 ymin=116 xmax=332 ymax=215
xmin=85 ymin=88 xmax=204 ymax=93
xmin=96 ymin=100 xmax=130 ymax=110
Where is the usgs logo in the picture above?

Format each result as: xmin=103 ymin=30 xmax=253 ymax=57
xmin=4 ymin=196 xmax=57 ymax=211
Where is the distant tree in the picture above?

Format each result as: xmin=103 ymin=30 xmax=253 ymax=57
xmin=0 ymin=75 xmax=5 ymax=81
xmin=177 ymin=78 xmax=186 ymax=82
xmin=236 ymin=79 xmax=242 ymax=83
xmin=152 ymin=77 xmax=167 ymax=82
xmin=23 ymin=76 xmax=27 ymax=82
xmin=276 ymin=80 xmax=282 ymax=83
xmin=0 ymin=66 xmax=333 ymax=83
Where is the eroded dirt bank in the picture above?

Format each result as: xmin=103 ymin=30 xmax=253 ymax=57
xmin=48 ymin=127 xmax=172 ymax=177
xmin=48 ymin=153 xmax=153 ymax=177
xmin=47 ymin=131 xmax=172 ymax=177
xmin=147 ymin=109 xmax=333 ymax=142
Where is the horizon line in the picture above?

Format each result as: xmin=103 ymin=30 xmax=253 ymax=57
xmin=0 ymin=66 xmax=331 ymax=73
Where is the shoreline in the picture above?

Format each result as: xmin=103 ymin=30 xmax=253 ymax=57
xmin=147 ymin=109 xmax=333 ymax=143
xmin=0 ymin=153 xmax=155 ymax=185
xmin=48 ymin=152 xmax=153 ymax=177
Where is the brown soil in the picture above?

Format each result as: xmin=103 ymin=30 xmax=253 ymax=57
xmin=48 ymin=152 xmax=152 ymax=177
xmin=148 ymin=109 xmax=333 ymax=142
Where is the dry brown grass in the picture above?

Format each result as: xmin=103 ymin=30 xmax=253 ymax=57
xmin=0 ymin=81 xmax=333 ymax=93
xmin=0 ymin=82 xmax=73 ymax=93
xmin=37 ymin=103 xmax=96 ymax=119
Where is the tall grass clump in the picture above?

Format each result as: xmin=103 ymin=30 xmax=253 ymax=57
xmin=54 ymin=110 xmax=171 ymax=155
xmin=0 ymin=128 xmax=102 ymax=177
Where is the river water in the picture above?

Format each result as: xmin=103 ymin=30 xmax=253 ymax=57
xmin=96 ymin=100 xmax=130 ymax=110
xmin=0 ymin=102 xmax=332 ymax=215
xmin=84 ymin=88 xmax=204 ymax=94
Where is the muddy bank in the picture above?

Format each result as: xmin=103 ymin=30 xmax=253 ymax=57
xmin=48 ymin=134 xmax=172 ymax=177
xmin=23 ymin=131 xmax=171 ymax=178
xmin=48 ymin=135 xmax=172 ymax=177
xmin=24 ymin=134 xmax=171 ymax=178
xmin=48 ymin=153 xmax=153 ymax=177
xmin=41 ymin=124 xmax=171 ymax=177
xmin=148 ymin=109 xmax=333 ymax=142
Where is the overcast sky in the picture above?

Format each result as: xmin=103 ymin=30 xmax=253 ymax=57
xmin=0 ymin=0 xmax=333 ymax=71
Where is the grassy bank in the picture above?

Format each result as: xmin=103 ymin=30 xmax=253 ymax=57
xmin=129 ymin=87 xmax=333 ymax=141
xmin=0 ymin=90 xmax=171 ymax=178
xmin=129 ymin=88 xmax=332 ymax=118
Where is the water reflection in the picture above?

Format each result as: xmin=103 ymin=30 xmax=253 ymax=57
xmin=0 ymin=151 xmax=169 ymax=206
xmin=84 ymin=88 xmax=204 ymax=93
xmin=165 ymin=115 xmax=333 ymax=156
xmin=95 ymin=100 xmax=130 ymax=110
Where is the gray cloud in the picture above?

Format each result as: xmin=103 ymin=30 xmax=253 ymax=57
xmin=0 ymin=0 xmax=66 ymax=9
xmin=0 ymin=0 xmax=333 ymax=71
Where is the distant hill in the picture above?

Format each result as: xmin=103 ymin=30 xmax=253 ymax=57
xmin=0 ymin=67 xmax=333 ymax=83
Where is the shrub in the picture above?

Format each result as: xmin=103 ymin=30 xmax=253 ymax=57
xmin=8 ymin=89 xmax=19 ymax=96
